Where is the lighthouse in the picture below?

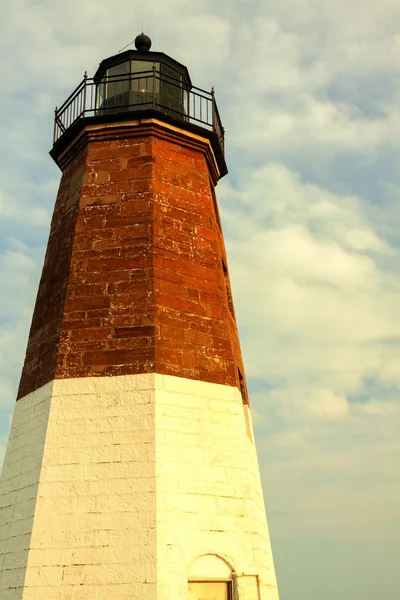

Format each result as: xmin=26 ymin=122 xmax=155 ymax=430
xmin=0 ymin=34 xmax=280 ymax=600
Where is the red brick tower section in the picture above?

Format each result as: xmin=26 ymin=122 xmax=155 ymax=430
xmin=17 ymin=119 xmax=248 ymax=403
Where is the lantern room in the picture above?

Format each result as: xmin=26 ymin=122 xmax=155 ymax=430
xmin=51 ymin=33 xmax=226 ymax=176
xmin=93 ymin=33 xmax=192 ymax=117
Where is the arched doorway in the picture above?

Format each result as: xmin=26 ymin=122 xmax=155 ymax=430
xmin=188 ymin=554 xmax=235 ymax=600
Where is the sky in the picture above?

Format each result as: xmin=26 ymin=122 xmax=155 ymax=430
xmin=0 ymin=0 xmax=400 ymax=598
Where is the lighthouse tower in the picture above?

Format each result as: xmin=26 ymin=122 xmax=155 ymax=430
xmin=0 ymin=35 xmax=280 ymax=600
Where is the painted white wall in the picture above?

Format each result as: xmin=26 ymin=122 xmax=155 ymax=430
xmin=0 ymin=374 xmax=279 ymax=600
xmin=0 ymin=382 xmax=54 ymax=600
xmin=154 ymin=374 xmax=279 ymax=600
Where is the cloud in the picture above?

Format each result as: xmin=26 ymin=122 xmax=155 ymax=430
xmin=0 ymin=240 xmax=42 ymax=412
xmin=305 ymin=388 xmax=349 ymax=418
xmin=217 ymin=153 xmax=400 ymax=557
xmin=0 ymin=186 xmax=53 ymax=227
xmin=217 ymin=163 xmax=400 ymax=402
xmin=253 ymin=384 xmax=400 ymax=543
xmin=356 ymin=399 xmax=399 ymax=416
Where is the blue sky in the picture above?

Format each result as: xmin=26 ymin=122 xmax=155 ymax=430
xmin=1 ymin=1 xmax=400 ymax=599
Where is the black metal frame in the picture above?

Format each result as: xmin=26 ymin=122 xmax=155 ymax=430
xmin=53 ymin=69 xmax=225 ymax=160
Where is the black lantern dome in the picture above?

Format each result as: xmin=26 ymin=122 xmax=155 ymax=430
xmin=134 ymin=33 xmax=152 ymax=52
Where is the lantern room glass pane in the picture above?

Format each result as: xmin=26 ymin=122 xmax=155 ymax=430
xmin=131 ymin=60 xmax=156 ymax=74
xmin=161 ymin=63 xmax=183 ymax=83
xmin=96 ymin=59 xmax=188 ymax=117
xmin=96 ymin=81 xmax=105 ymax=110
xmin=106 ymin=62 xmax=130 ymax=98
xmin=160 ymin=63 xmax=184 ymax=115
xmin=131 ymin=60 xmax=160 ymax=97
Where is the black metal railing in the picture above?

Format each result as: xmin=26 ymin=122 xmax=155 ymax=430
xmin=53 ymin=68 xmax=225 ymax=156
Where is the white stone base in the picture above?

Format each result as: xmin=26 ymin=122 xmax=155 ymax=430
xmin=0 ymin=375 xmax=279 ymax=600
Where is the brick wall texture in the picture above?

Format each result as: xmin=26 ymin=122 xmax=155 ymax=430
xmin=17 ymin=122 xmax=248 ymax=401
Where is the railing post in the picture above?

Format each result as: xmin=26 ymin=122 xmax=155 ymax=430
xmin=152 ymin=65 xmax=156 ymax=110
xmin=211 ymin=87 xmax=215 ymax=131
xmin=53 ymin=106 xmax=58 ymax=144
xmin=83 ymin=71 xmax=88 ymax=116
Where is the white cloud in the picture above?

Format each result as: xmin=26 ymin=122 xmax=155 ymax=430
xmin=0 ymin=187 xmax=52 ymax=226
xmin=218 ymin=163 xmax=400 ymax=401
xmin=0 ymin=240 xmax=42 ymax=415
xmin=356 ymin=399 xmax=399 ymax=416
xmin=305 ymin=388 xmax=349 ymax=418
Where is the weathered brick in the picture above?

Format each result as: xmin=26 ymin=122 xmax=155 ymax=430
xmin=120 ymin=201 xmax=150 ymax=215
xmin=85 ymin=309 xmax=111 ymax=319
xmin=75 ymin=215 xmax=105 ymax=231
xmin=115 ymin=224 xmax=150 ymax=238
xmin=115 ymin=281 xmax=152 ymax=294
xmin=105 ymin=214 xmax=150 ymax=228
xmin=83 ymin=349 xmax=147 ymax=366
xmin=17 ymin=124 xmax=247 ymax=403
xmin=69 ymin=328 xmax=113 ymax=342
xmin=79 ymin=270 xmax=132 ymax=284
xmin=114 ymin=326 xmax=155 ymax=338
xmin=62 ymin=318 xmax=102 ymax=330
xmin=86 ymin=257 xmax=144 ymax=272
xmin=81 ymin=194 xmax=121 ymax=207
xmin=92 ymin=238 xmax=119 ymax=250
xmin=65 ymin=296 xmax=110 ymax=312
